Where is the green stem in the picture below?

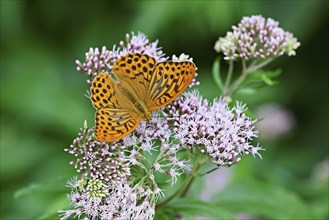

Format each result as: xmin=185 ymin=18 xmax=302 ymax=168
xmin=223 ymin=60 xmax=234 ymax=96
xmin=180 ymin=163 xmax=201 ymax=197
xmin=226 ymin=60 xmax=247 ymax=96
xmin=198 ymin=166 xmax=218 ymax=177
xmin=156 ymin=174 xmax=193 ymax=210
xmin=226 ymin=58 xmax=274 ymax=96
xmin=156 ymin=154 xmax=205 ymax=210
xmin=246 ymin=58 xmax=273 ymax=74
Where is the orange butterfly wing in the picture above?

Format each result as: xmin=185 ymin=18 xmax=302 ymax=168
xmin=94 ymin=108 xmax=140 ymax=142
xmin=112 ymin=53 xmax=156 ymax=103
xmin=147 ymin=61 xmax=196 ymax=111
xmin=112 ymin=53 xmax=196 ymax=111
xmin=90 ymin=73 xmax=140 ymax=142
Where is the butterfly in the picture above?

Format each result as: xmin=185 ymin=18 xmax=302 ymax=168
xmin=90 ymin=53 xmax=196 ymax=142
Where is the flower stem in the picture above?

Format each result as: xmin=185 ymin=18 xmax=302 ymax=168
xmin=223 ymin=60 xmax=234 ymax=96
xmin=225 ymin=60 xmax=247 ymax=96
xmin=226 ymin=58 xmax=274 ymax=96
xmin=156 ymin=154 xmax=205 ymax=210
xmin=180 ymin=163 xmax=201 ymax=197
xmin=198 ymin=166 xmax=218 ymax=177
xmin=246 ymin=58 xmax=274 ymax=74
xmin=156 ymin=174 xmax=193 ymax=210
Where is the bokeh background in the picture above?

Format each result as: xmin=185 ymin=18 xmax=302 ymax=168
xmin=1 ymin=1 xmax=328 ymax=219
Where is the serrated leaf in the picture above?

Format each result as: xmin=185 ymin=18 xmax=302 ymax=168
xmin=167 ymin=198 xmax=235 ymax=219
xmin=212 ymin=58 xmax=223 ymax=92
xmin=211 ymin=179 xmax=314 ymax=219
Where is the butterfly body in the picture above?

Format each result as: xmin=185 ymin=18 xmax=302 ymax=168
xmin=90 ymin=53 xmax=196 ymax=142
xmin=115 ymin=81 xmax=151 ymax=121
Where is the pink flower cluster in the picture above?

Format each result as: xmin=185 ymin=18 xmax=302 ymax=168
xmin=164 ymin=90 xmax=262 ymax=166
xmin=214 ymin=15 xmax=300 ymax=60
xmin=65 ymin=122 xmax=130 ymax=183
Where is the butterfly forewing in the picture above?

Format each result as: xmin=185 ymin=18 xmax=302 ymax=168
xmin=112 ymin=53 xmax=156 ymax=103
xmin=90 ymin=73 xmax=121 ymax=109
xmin=147 ymin=61 xmax=196 ymax=111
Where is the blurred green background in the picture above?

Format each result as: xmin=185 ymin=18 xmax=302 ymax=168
xmin=1 ymin=0 xmax=328 ymax=219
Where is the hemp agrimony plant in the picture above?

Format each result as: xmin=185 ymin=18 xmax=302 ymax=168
xmin=60 ymin=15 xmax=300 ymax=219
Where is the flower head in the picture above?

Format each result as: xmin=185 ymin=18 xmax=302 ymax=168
xmin=65 ymin=121 xmax=130 ymax=183
xmin=119 ymin=112 xmax=192 ymax=190
xmin=60 ymin=179 xmax=155 ymax=220
xmin=75 ymin=47 xmax=111 ymax=84
xmin=113 ymin=32 xmax=167 ymax=63
xmin=79 ymin=178 xmax=109 ymax=201
xmin=214 ymin=15 xmax=300 ymax=60
xmin=76 ymin=32 xmax=167 ymax=84
xmin=165 ymin=90 xmax=262 ymax=166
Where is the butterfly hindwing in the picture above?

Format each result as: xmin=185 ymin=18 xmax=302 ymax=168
xmin=112 ymin=53 xmax=156 ymax=103
xmin=147 ymin=61 xmax=196 ymax=111
xmin=95 ymin=108 xmax=140 ymax=142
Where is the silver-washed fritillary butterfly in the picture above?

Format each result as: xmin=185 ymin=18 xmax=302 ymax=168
xmin=90 ymin=53 xmax=196 ymax=142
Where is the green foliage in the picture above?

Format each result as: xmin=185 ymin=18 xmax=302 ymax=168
xmin=156 ymin=198 xmax=235 ymax=220
xmin=212 ymin=57 xmax=223 ymax=93
xmin=13 ymin=178 xmax=69 ymax=220
xmin=212 ymin=179 xmax=315 ymax=219
xmin=1 ymin=0 xmax=328 ymax=219
xmin=14 ymin=177 xmax=68 ymax=199
xmin=37 ymin=196 xmax=68 ymax=220
xmin=246 ymin=69 xmax=282 ymax=86
xmin=237 ymin=69 xmax=282 ymax=95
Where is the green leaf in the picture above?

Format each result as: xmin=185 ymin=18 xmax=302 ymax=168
xmin=248 ymin=69 xmax=282 ymax=84
xmin=235 ymin=87 xmax=258 ymax=95
xmin=244 ymin=109 xmax=257 ymax=120
xmin=236 ymin=69 xmax=282 ymax=95
xmin=188 ymin=175 xmax=205 ymax=199
xmin=264 ymin=69 xmax=282 ymax=78
xmin=211 ymin=179 xmax=315 ymax=219
xmin=260 ymin=74 xmax=278 ymax=86
xmin=167 ymin=198 xmax=235 ymax=219
xmin=212 ymin=57 xmax=223 ymax=92
xmin=38 ymin=195 xmax=68 ymax=220
xmin=154 ymin=208 xmax=175 ymax=220
xmin=14 ymin=176 xmax=68 ymax=199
